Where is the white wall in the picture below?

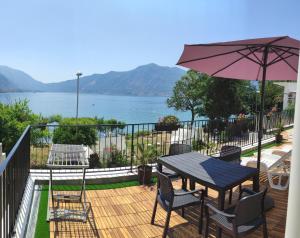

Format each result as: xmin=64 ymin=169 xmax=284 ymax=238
xmin=275 ymin=82 xmax=297 ymax=109
xmin=285 ymin=53 xmax=300 ymax=237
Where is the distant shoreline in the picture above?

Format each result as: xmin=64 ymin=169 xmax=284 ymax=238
xmin=0 ymin=91 xmax=172 ymax=98
xmin=0 ymin=92 xmax=190 ymax=123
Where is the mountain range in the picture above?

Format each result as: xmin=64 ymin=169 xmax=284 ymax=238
xmin=0 ymin=64 xmax=185 ymax=96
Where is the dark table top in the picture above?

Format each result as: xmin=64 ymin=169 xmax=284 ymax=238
xmin=158 ymin=152 xmax=258 ymax=191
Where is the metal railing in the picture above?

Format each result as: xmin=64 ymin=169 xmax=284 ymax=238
xmin=0 ymin=111 xmax=294 ymax=237
xmin=0 ymin=126 xmax=30 ymax=238
xmin=30 ymin=112 xmax=294 ymax=170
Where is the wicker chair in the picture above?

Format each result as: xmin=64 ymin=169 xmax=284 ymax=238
xmin=218 ymin=145 xmax=242 ymax=164
xmin=161 ymin=143 xmax=192 ymax=189
xmin=214 ymin=145 xmax=242 ymax=204
xmin=151 ymin=171 xmax=204 ymax=238
xmin=205 ymin=188 xmax=268 ymax=238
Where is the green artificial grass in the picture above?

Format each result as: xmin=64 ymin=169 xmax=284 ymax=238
xmin=34 ymin=178 xmax=156 ymax=238
xmin=241 ymin=141 xmax=283 ymax=157
xmin=35 ymin=188 xmax=49 ymax=238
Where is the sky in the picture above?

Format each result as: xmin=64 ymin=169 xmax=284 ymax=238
xmin=0 ymin=0 xmax=299 ymax=83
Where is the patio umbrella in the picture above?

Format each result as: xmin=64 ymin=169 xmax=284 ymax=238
xmin=177 ymin=36 xmax=300 ymax=173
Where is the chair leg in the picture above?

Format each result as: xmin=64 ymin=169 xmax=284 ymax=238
xmin=163 ymin=210 xmax=172 ymax=238
xmin=229 ymin=188 xmax=233 ymax=205
xmin=238 ymin=184 xmax=242 ymax=193
xmin=151 ymin=199 xmax=158 ymax=224
xmin=263 ymin=219 xmax=268 ymax=238
xmin=182 ymin=177 xmax=187 ymax=190
xmin=204 ymin=187 xmax=208 ymax=196
xmin=181 ymin=207 xmax=185 ymax=217
xmin=199 ymin=200 xmax=204 ymax=234
xmin=205 ymin=218 xmax=210 ymax=238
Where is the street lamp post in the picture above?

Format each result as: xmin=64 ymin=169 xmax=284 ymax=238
xmin=76 ymin=71 xmax=82 ymax=119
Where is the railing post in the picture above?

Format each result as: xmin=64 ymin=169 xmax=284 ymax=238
xmin=130 ymin=125 xmax=135 ymax=172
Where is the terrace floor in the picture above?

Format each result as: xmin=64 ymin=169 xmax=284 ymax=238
xmin=49 ymin=131 xmax=292 ymax=238
xmin=49 ymin=178 xmax=288 ymax=238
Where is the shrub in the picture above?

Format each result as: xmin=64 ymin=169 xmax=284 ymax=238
xmin=89 ymin=153 xmax=101 ymax=168
xmin=203 ymin=119 xmax=226 ymax=134
xmin=48 ymin=114 xmax=63 ymax=123
xmin=31 ymin=127 xmax=51 ymax=147
xmin=96 ymin=118 xmax=126 ymax=131
xmin=0 ymin=100 xmax=47 ymax=152
xmin=107 ymin=145 xmax=129 ymax=167
xmin=225 ymin=119 xmax=251 ymax=138
xmin=126 ymin=130 xmax=151 ymax=140
xmin=192 ymin=138 xmax=218 ymax=154
xmin=155 ymin=115 xmax=180 ymax=132
xmin=192 ymin=139 xmax=208 ymax=151
xmin=52 ymin=118 xmax=97 ymax=146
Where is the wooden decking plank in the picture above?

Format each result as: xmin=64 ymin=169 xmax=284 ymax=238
xmin=49 ymin=177 xmax=288 ymax=238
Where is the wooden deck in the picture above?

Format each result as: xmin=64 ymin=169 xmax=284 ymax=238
xmin=50 ymin=131 xmax=292 ymax=238
xmin=49 ymin=177 xmax=288 ymax=238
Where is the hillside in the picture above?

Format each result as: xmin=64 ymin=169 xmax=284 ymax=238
xmin=46 ymin=63 xmax=185 ymax=96
xmin=0 ymin=65 xmax=47 ymax=92
xmin=0 ymin=64 xmax=185 ymax=96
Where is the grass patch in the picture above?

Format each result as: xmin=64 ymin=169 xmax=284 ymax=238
xmin=34 ymin=188 xmax=50 ymax=238
xmin=34 ymin=178 xmax=156 ymax=238
xmin=241 ymin=142 xmax=283 ymax=157
xmin=44 ymin=180 xmax=143 ymax=191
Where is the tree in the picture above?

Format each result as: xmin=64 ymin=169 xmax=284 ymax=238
xmin=52 ymin=117 xmax=98 ymax=146
xmin=167 ymin=70 xmax=207 ymax=124
xmin=0 ymin=100 xmax=47 ymax=152
xmin=259 ymin=81 xmax=284 ymax=112
xmin=200 ymin=78 xmax=254 ymax=120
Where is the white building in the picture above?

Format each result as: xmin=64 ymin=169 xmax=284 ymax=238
xmin=275 ymin=82 xmax=297 ymax=109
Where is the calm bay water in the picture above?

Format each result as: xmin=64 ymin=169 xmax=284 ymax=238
xmin=0 ymin=92 xmax=191 ymax=123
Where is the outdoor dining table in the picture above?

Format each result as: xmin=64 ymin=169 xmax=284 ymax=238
xmin=157 ymin=151 xmax=259 ymax=238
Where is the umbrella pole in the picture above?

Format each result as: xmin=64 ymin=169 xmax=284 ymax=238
xmin=257 ymin=75 xmax=266 ymax=171
xmin=256 ymin=47 xmax=269 ymax=190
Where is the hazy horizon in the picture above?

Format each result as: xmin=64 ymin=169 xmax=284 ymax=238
xmin=0 ymin=0 xmax=299 ymax=83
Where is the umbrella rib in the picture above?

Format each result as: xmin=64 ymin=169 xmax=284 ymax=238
xmin=270 ymin=45 xmax=300 ymax=51
xmin=267 ymin=47 xmax=295 ymax=66
xmin=268 ymin=54 xmax=294 ymax=67
xmin=272 ymin=49 xmax=298 ymax=73
xmin=248 ymin=47 xmax=263 ymax=65
xmin=271 ymin=45 xmax=299 ymax=57
xmin=211 ymin=45 xmax=265 ymax=77
xmin=236 ymin=50 xmax=262 ymax=66
xmin=255 ymin=65 xmax=262 ymax=81
xmin=177 ymin=45 xmax=260 ymax=65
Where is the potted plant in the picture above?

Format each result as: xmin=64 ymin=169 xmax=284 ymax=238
xmin=136 ymin=143 xmax=157 ymax=185
xmin=275 ymin=122 xmax=284 ymax=143
xmin=155 ymin=115 xmax=180 ymax=132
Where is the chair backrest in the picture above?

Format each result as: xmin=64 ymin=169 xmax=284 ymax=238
xmin=169 ymin=143 xmax=192 ymax=156
xmin=234 ymin=188 xmax=267 ymax=226
xmin=219 ymin=145 xmax=241 ymax=164
xmin=157 ymin=170 xmax=175 ymax=205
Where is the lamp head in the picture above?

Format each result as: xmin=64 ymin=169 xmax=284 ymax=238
xmin=76 ymin=71 xmax=82 ymax=77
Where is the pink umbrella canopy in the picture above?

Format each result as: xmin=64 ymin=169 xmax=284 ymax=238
xmin=177 ymin=36 xmax=300 ymax=178
xmin=177 ymin=36 xmax=300 ymax=81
